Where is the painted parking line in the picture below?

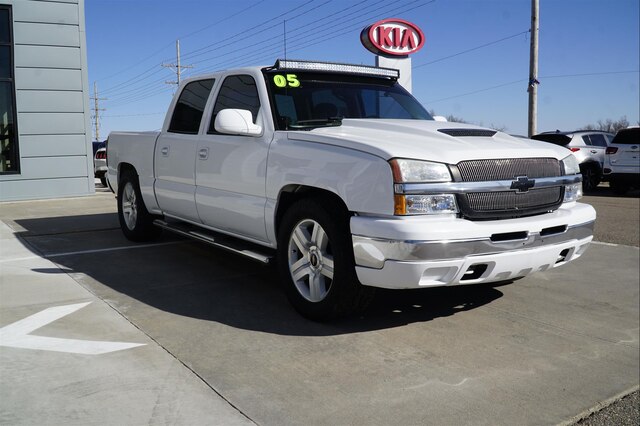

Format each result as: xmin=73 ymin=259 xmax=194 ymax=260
xmin=0 ymin=241 xmax=186 ymax=264
xmin=45 ymin=241 xmax=186 ymax=258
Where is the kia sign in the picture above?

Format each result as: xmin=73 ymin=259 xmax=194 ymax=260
xmin=361 ymin=18 xmax=425 ymax=57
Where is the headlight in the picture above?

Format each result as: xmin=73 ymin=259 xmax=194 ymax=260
xmin=394 ymin=194 xmax=459 ymax=215
xmin=390 ymin=159 xmax=458 ymax=215
xmin=390 ymin=159 xmax=452 ymax=183
xmin=563 ymin=183 xmax=583 ymax=202
xmin=561 ymin=154 xmax=580 ymax=175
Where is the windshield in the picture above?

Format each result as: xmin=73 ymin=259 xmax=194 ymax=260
xmin=263 ymin=71 xmax=432 ymax=130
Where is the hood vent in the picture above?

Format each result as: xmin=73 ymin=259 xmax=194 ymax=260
xmin=438 ymin=128 xmax=497 ymax=137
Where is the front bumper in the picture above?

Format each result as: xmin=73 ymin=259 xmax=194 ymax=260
xmin=351 ymin=202 xmax=596 ymax=289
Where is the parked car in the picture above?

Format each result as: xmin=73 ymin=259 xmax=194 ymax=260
xmin=532 ymin=130 xmax=614 ymax=191
xmin=603 ymin=127 xmax=640 ymax=195
xmin=94 ymin=147 xmax=108 ymax=187
xmin=92 ymin=140 xmax=106 ymax=156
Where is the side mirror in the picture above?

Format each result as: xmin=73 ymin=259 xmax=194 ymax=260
xmin=214 ymin=109 xmax=262 ymax=136
xmin=433 ymin=115 xmax=448 ymax=122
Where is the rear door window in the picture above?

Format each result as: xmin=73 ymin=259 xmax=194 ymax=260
xmin=588 ymin=134 xmax=607 ymax=147
xmin=168 ymin=79 xmax=215 ymax=134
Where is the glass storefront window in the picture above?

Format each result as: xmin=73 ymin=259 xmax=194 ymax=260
xmin=0 ymin=5 xmax=18 ymax=173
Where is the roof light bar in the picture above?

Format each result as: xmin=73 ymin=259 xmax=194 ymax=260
xmin=275 ymin=59 xmax=399 ymax=79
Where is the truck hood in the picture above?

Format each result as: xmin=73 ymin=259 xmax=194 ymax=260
xmin=286 ymin=119 xmax=569 ymax=164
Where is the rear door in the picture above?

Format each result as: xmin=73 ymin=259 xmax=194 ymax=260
xmin=154 ymin=79 xmax=215 ymax=222
xmin=612 ymin=128 xmax=640 ymax=167
xmin=582 ymin=133 xmax=608 ymax=167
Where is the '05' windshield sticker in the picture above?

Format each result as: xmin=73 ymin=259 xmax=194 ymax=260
xmin=273 ymin=74 xmax=300 ymax=88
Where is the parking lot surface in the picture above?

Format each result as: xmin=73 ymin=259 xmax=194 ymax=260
xmin=1 ymin=186 xmax=638 ymax=425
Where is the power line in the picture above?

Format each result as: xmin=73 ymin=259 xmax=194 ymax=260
xmin=543 ymin=70 xmax=639 ymax=79
xmin=106 ymin=0 xmax=437 ymax=109
xmin=102 ymin=112 xmax=165 ymax=118
xmin=176 ymin=0 xmax=321 ymax=62
xmin=425 ymin=70 xmax=640 ymax=104
xmin=414 ymin=30 xmax=530 ymax=69
xmin=98 ymin=0 xmax=267 ymax=89
xmin=106 ymin=0 xmax=398 ymax=104
xmin=426 ymin=79 xmax=525 ymax=104
xmin=100 ymin=0 xmax=324 ymax=99
xmin=186 ymin=0 xmax=386 ymax=72
xmin=195 ymin=0 xmax=433 ymax=74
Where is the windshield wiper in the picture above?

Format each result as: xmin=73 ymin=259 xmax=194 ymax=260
xmin=288 ymin=117 xmax=343 ymax=130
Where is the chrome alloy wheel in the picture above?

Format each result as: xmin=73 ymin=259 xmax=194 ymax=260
xmin=287 ymin=219 xmax=335 ymax=302
xmin=121 ymin=182 xmax=138 ymax=231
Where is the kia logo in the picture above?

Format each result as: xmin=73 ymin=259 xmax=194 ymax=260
xmin=511 ymin=176 xmax=536 ymax=193
xmin=361 ymin=18 xmax=425 ymax=57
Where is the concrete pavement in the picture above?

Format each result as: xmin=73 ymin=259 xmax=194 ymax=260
xmin=0 ymin=200 xmax=253 ymax=425
xmin=0 ymin=189 xmax=638 ymax=425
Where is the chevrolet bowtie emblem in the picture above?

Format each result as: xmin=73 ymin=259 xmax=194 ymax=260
xmin=511 ymin=176 xmax=535 ymax=193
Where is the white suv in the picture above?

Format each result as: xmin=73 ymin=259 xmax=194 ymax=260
xmin=532 ymin=130 xmax=614 ymax=192
xmin=603 ymin=127 xmax=640 ymax=195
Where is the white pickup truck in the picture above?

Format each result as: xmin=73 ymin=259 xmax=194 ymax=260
xmin=107 ymin=59 xmax=596 ymax=320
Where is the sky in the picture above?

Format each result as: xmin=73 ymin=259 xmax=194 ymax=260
xmin=85 ymin=0 xmax=640 ymax=139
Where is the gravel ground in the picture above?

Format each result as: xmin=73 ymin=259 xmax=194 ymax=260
xmin=576 ymin=390 xmax=639 ymax=426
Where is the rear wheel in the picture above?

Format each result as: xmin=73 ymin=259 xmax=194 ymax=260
xmin=117 ymin=171 xmax=161 ymax=241
xmin=610 ymin=178 xmax=630 ymax=195
xmin=580 ymin=164 xmax=600 ymax=192
xmin=277 ymin=198 xmax=374 ymax=321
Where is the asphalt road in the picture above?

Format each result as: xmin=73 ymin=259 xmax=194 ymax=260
xmin=1 ymin=183 xmax=638 ymax=425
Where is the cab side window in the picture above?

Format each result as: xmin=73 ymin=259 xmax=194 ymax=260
xmin=209 ymin=75 xmax=260 ymax=133
xmin=168 ymin=79 xmax=215 ymax=134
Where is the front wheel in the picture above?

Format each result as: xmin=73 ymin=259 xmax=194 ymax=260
xmin=117 ymin=171 xmax=161 ymax=241
xmin=277 ymin=198 xmax=374 ymax=321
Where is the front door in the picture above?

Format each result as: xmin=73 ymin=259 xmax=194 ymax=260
xmin=195 ymin=74 xmax=270 ymax=242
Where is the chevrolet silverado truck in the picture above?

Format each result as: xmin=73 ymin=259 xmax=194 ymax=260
xmin=107 ymin=59 xmax=596 ymax=320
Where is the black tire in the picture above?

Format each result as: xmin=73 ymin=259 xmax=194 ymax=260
xmin=277 ymin=198 xmax=375 ymax=321
xmin=117 ymin=171 xmax=162 ymax=241
xmin=580 ymin=164 xmax=600 ymax=192
xmin=610 ymin=178 xmax=630 ymax=195
xmin=99 ymin=176 xmax=107 ymax=187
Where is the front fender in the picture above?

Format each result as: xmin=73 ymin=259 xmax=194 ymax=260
xmin=265 ymin=133 xmax=395 ymax=219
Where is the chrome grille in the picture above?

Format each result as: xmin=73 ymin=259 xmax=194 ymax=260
xmin=465 ymin=187 xmax=562 ymax=211
xmin=457 ymin=158 xmax=561 ymax=182
xmin=454 ymin=158 xmax=564 ymax=219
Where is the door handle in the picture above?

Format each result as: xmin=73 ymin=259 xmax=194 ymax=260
xmin=590 ymin=150 xmax=597 ymax=154
xmin=161 ymin=146 xmax=169 ymax=156
xmin=198 ymin=148 xmax=209 ymax=160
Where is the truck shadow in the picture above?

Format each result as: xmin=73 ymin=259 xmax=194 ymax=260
xmin=584 ymin=184 xmax=640 ymax=198
xmin=14 ymin=214 xmax=504 ymax=337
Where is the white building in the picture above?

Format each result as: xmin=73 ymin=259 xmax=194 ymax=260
xmin=0 ymin=0 xmax=93 ymax=201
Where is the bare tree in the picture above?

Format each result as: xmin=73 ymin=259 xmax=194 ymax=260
xmin=583 ymin=116 xmax=630 ymax=133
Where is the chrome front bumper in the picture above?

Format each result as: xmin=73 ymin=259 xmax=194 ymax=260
xmin=353 ymin=220 xmax=594 ymax=269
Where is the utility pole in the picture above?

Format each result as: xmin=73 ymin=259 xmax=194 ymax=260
xmin=527 ymin=0 xmax=539 ymax=137
xmin=90 ymin=82 xmax=107 ymax=142
xmin=162 ymin=40 xmax=193 ymax=87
